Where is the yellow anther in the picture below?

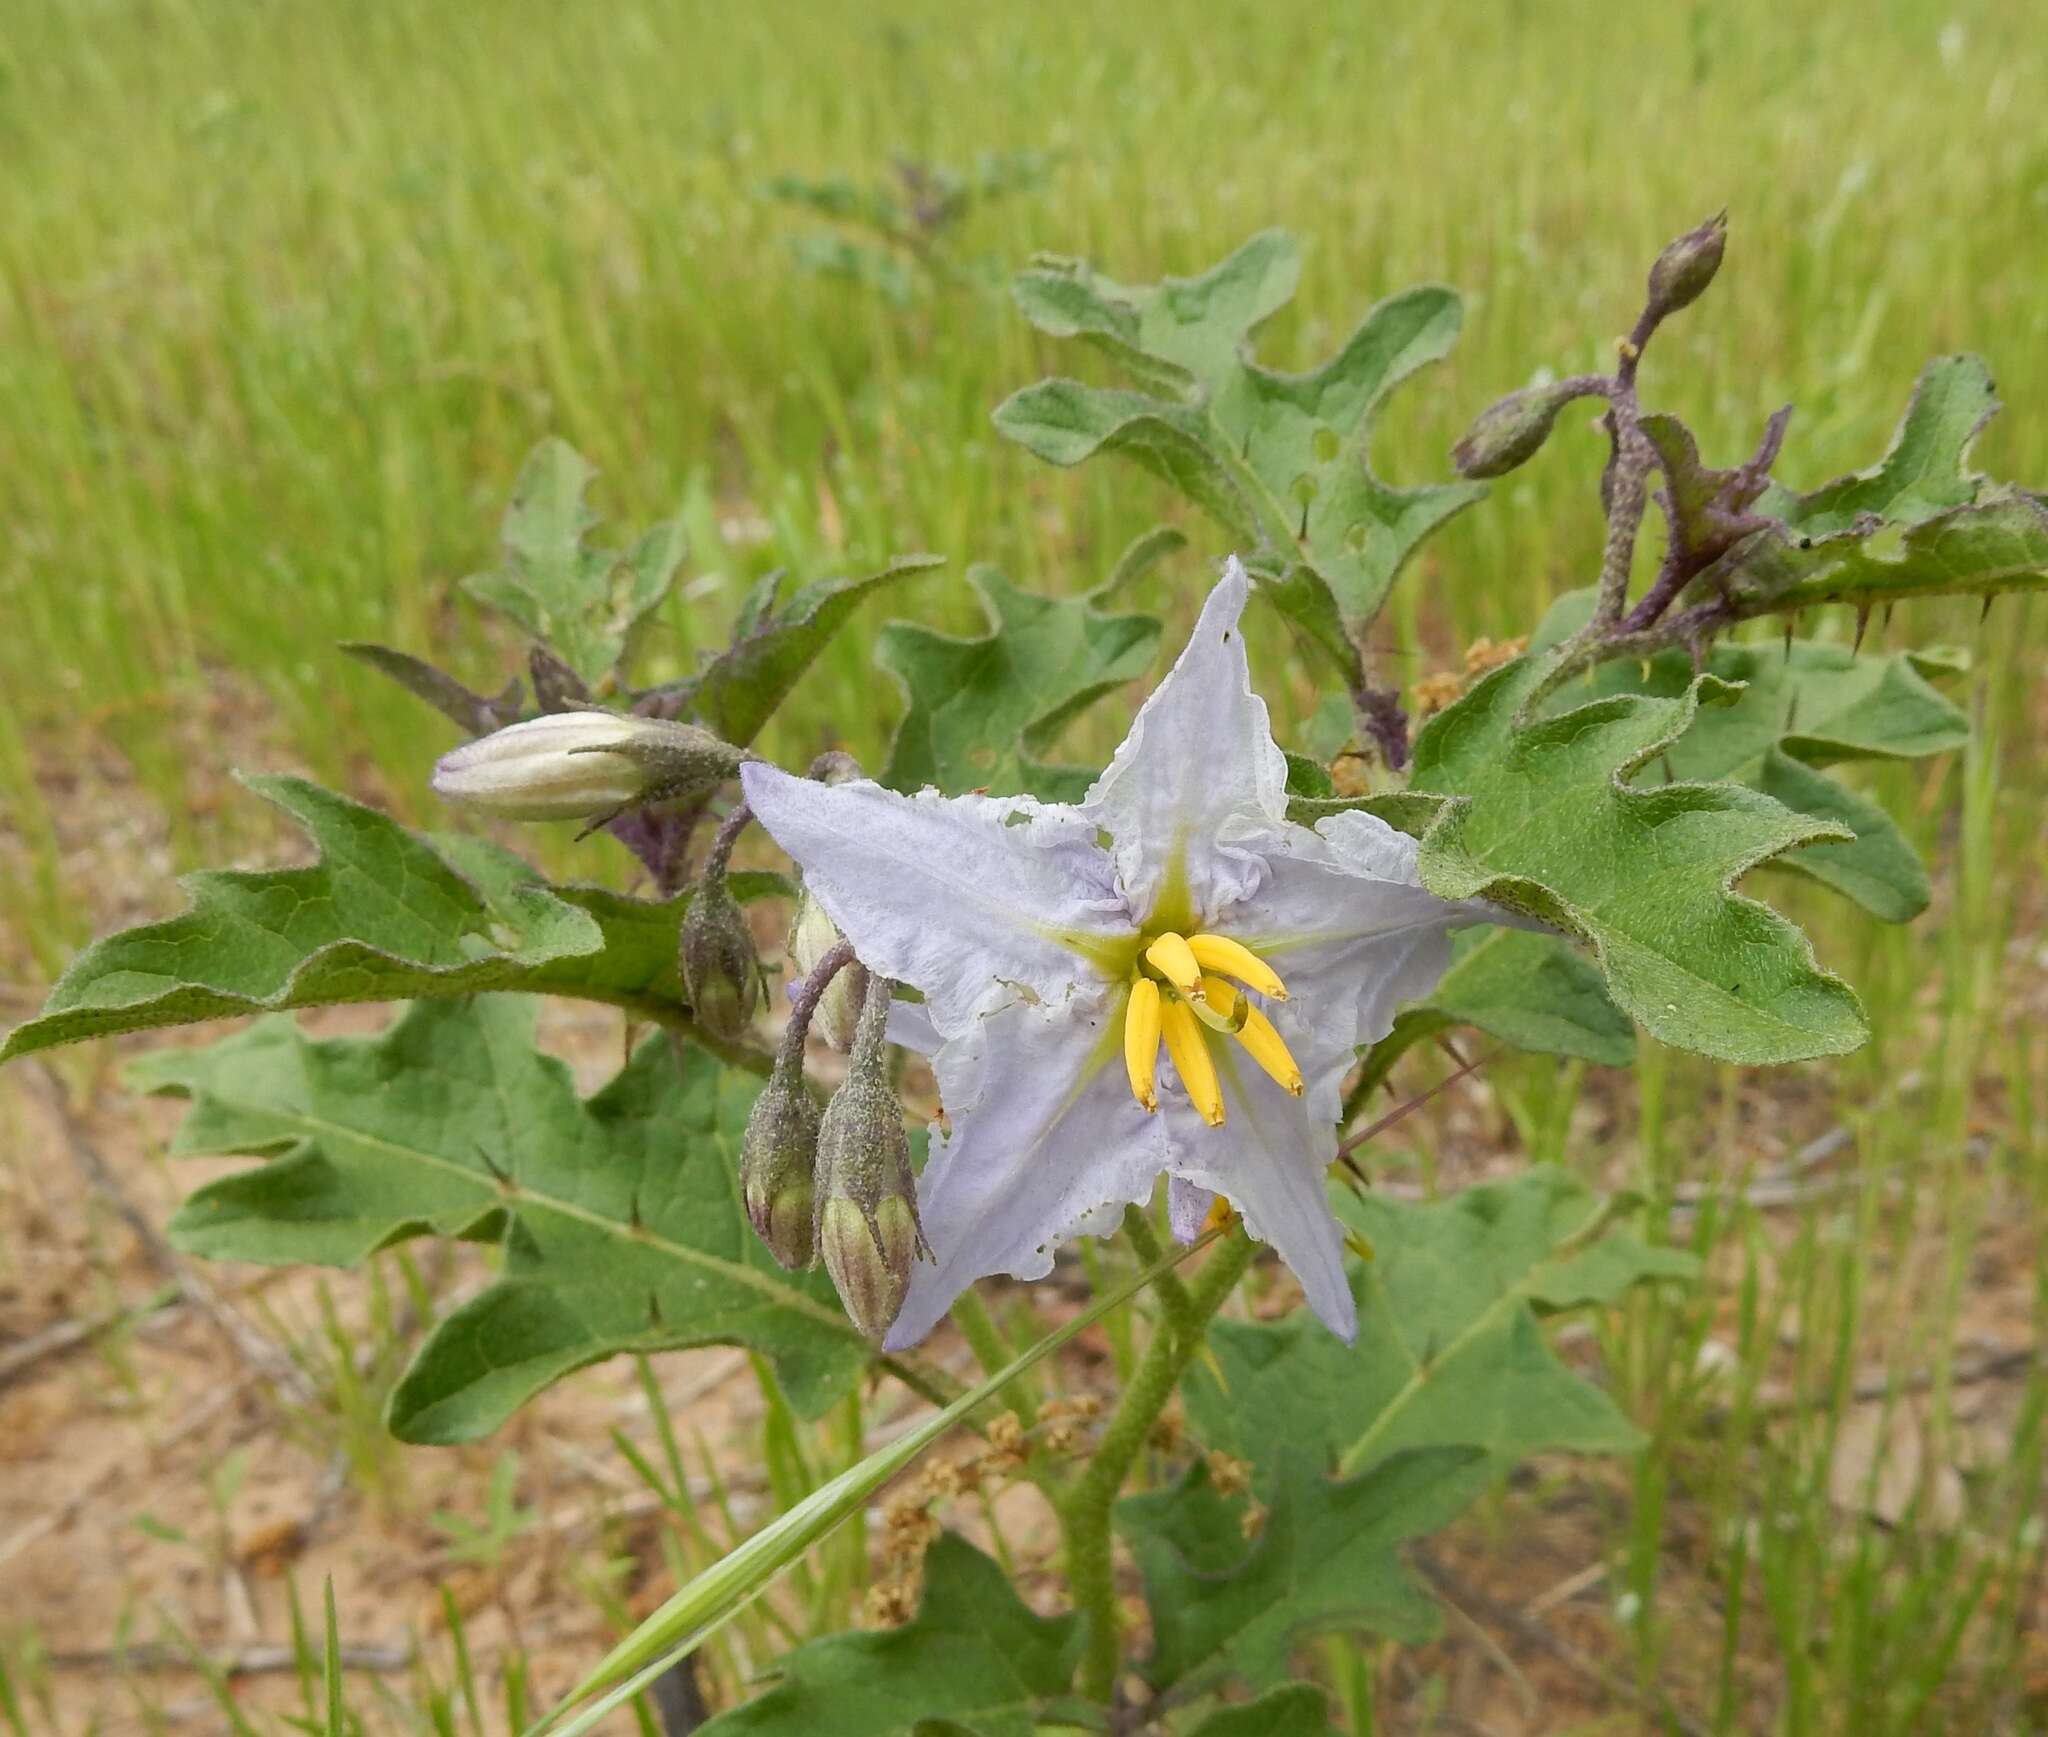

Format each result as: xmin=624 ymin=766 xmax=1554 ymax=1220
xmin=1202 ymin=1193 xmax=1238 ymax=1234
xmin=1201 ymin=973 xmax=1304 ymax=1096
xmin=1160 ymin=998 xmax=1225 ymax=1127
xmin=1186 ymin=974 xmax=1250 ymax=1035
xmin=1124 ymin=977 xmax=1162 ymax=1114
xmin=1186 ymin=933 xmax=1288 ymax=1000
xmin=1144 ymin=932 xmax=1204 ymax=999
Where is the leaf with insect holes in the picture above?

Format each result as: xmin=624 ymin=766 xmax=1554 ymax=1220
xmin=1119 ymin=1448 xmax=1483 ymax=1697
xmin=1536 ymin=589 xmax=1969 ymax=921
xmin=461 ymin=440 xmax=687 ymax=690
xmin=0 ymin=778 xmax=788 ymax=1062
xmin=1691 ymin=357 xmax=2048 ymax=615
xmin=1182 ymin=1171 xmax=1693 ymax=1500
xmin=1351 ymin=925 xmax=1635 ymax=1098
xmin=695 ymin=1532 xmax=1080 ymax=1736
xmin=675 ymin=554 xmax=945 ymax=748
xmin=1406 ymin=650 xmax=1868 ymax=1063
xmin=875 ymin=563 xmax=1161 ymax=801
xmin=136 ymin=996 xmax=871 ymax=1441
xmin=995 ymin=231 xmax=1482 ymax=679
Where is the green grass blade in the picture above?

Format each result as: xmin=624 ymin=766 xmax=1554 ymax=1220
xmin=528 ymin=1231 xmax=1214 ymax=1737
xmin=323 ymin=1578 xmax=345 ymax=1737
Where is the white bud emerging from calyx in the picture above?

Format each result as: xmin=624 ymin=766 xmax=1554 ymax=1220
xmin=430 ymin=712 xmax=743 ymax=821
xmin=789 ymin=889 xmax=860 ymax=1050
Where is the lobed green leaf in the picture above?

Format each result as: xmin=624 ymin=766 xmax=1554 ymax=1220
xmin=681 ymin=554 xmax=945 ymax=747
xmin=0 ymin=778 xmax=719 ymax=1061
xmin=1353 ymin=926 xmax=1635 ymax=1097
xmin=1539 ymin=587 xmax=1969 ymax=921
xmin=1186 ymin=1684 xmax=1341 ymax=1737
xmin=692 ymin=1534 xmax=1079 ymax=1736
xmin=1119 ymin=1448 xmax=1482 ymax=1697
xmin=996 ymin=231 xmax=1482 ymax=677
xmin=1696 ymin=357 xmax=2048 ymax=615
xmin=1182 ymin=1171 xmax=1691 ymax=1497
xmin=462 ymin=440 xmax=686 ymax=690
xmin=875 ymin=562 xmax=1160 ymax=800
xmin=137 ymin=996 xmax=868 ymax=1440
xmin=1408 ymin=654 xmax=1868 ymax=1062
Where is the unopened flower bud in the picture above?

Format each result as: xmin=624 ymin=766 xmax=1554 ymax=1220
xmin=814 ymin=974 xmax=927 ymax=1339
xmin=790 ymin=890 xmax=859 ymax=1050
xmin=740 ymin=1056 xmax=821 ymax=1269
xmin=1645 ymin=210 xmax=1727 ymax=320
xmin=682 ymin=873 xmax=761 ymax=1039
xmin=1452 ymin=384 xmax=1575 ymax=480
xmin=431 ymin=712 xmax=743 ymax=821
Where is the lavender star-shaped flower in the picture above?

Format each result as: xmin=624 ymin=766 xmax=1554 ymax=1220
xmin=743 ymin=560 xmax=1517 ymax=1348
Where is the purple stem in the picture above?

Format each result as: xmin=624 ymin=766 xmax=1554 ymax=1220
xmin=776 ymin=940 xmax=858 ymax=1074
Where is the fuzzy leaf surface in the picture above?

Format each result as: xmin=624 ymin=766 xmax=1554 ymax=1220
xmin=875 ymin=563 xmax=1161 ymax=800
xmin=681 ymin=554 xmax=944 ymax=747
xmin=1183 ymin=1171 xmax=1691 ymax=1495
xmin=1407 ymin=654 xmax=1867 ymax=1062
xmin=0 ymin=779 xmax=716 ymax=1061
xmin=1353 ymin=926 xmax=1635 ymax=1096
xmin=695 ymin=1533 xmax=1079 ymax=1736
xmin=1694 ymin=358 xmax=2048 ymax=614
xmin=461 ymin=439 xmax=686 ymax=688
xmin=1538 ymin=589 xmax=1967 ymax=920
xmin=995 ymin=231 xmax=1482 ymax=674
xmin=136 ymin=997 xmax=868 ymax=1441
xmin=1120 ymin=1449 xmax=1481 ymax=1695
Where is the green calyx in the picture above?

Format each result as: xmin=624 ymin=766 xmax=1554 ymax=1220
xmin=741 ymin=1059 xmax=823 ymax=1271
xmin=681 ymin=874 xmax=762 ymax=1040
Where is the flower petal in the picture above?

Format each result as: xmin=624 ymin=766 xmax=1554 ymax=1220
xmin=741 ymin=763 xmax=1128 ymax=1037
xmin=1167 ymin=1176 xmax=1218 ymax=1244
xmin=1079 ymin=559 xmax=1290 ymax=922
xmin=883 ymin=999 xmax=1173 ymax=1349
xmin=1165 ymin=1049 xmax=1356 ymax=1341
xmin=1222 ymin=809 xmax=1494 ymax=1085
xmin=431 ymin=712 xmax=647 ymax=819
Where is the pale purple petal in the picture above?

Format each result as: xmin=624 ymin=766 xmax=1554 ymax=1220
xmin=1164 ymin=1048 xmax=1356 ymax=1341
xmin=883 ymin=998 xmax=941 ymax=1056
xmin=1219 ymin=809 xmax=1493 ymax=1085
xmin=1167 ymin=1176 xmax=1217 ymax=1244
xmin=741 ymin=763 xmax=1126 ymax=1038
xmin=1079 ymin=559 xmax=1290 ymax=923
xmin=883 ymin=997 xmax=1172 ymax=1349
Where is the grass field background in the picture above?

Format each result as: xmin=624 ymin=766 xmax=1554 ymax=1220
xmin=1 ymin=0 xmax=2045 ymax=1730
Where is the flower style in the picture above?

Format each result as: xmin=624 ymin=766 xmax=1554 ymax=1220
xmin=741 ymin=560 xmax=1518 ymax=1350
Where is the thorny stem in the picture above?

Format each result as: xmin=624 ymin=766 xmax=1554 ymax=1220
xmin=1616 ymin=406 xmax=1791 ymax=636
xmin=1061 ymin=1229 xmax=1258 ymax=1704
xmin=1589 ymin=335 xmax=1656 ymax=632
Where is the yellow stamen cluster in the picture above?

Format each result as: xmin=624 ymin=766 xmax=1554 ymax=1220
xmin=1122 ymin=931 xmax=1302 ymax=1126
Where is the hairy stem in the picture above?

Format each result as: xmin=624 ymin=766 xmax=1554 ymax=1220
xmin=703 ymin=799 xmax=753 ymax=880
xmin=1061 ymin=1229 xmax=1257 ymax=1703
xmin=1118 ymin=1206 xmax=1196 ymax=1343
xmin=950 ymin=1289 xmax=1038 ymax=1427
xmin=775 ymin=939 xmax=856 ymax=1075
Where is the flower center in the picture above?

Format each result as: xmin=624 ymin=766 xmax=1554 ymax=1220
xmin=1121 ymin=931 xmax=1302 ymax=1127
